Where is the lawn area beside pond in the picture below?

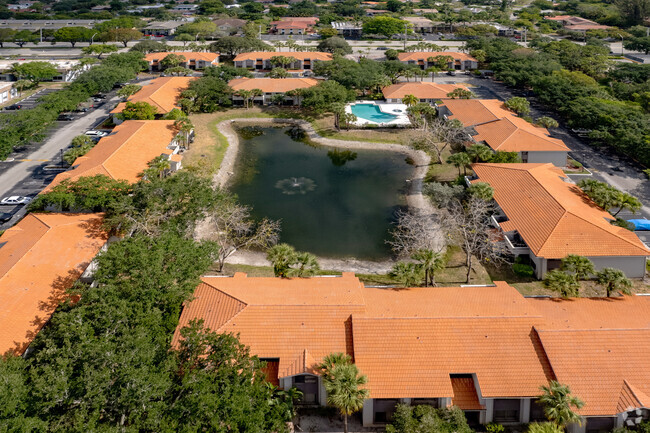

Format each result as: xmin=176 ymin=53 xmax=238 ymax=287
xmin=186 ymin=107 xmax=463 ymax=183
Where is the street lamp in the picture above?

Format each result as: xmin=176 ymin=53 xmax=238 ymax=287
xmin=618 ymin=34 xmax=624 ymax=56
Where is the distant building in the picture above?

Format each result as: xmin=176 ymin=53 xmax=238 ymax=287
xmin=144 ymin=20 xmax=186 ymax=37
xmin=144 ymin=51 xmax=219 ymax=71
xmin=7 ymin=1 xmax=37 ymax=10
xmin=0 ymin=19 xmax=104 ymax=31
xmin=233 ymin=51 xmax=332 ymax=72
xmin=213 ymin=18 xmax=247 ymax=33
xmin=331 ymin=21 xmax=363 ymax=38
xmin=0 ymin=59 xmax=92 ymax=82
xmin=403 ymin=16 xmax=435 ymax=33
xmin=398 ymin=51 xmax=478 ymax=70
xmin=270 ymin=17 xmax=319 ymax=35
xmin=544 ymin=15 xmax=611 ymax=32
xmin=0 ymin=82 xmax=18 ymax=104
xmin=228 ymin=77 xmax=319 ymax=105
xmin=170 ymin=4 xmax=199 ymax=13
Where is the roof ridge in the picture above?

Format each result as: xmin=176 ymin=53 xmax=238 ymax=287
xmin=101 ymin=121 xmax=150 ymax=179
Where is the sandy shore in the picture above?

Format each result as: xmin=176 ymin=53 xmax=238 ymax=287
xmin=208 ymin=117 xmax=438 ymax=274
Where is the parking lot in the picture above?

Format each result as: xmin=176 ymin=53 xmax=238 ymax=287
xmin=4 ymin=87 xmax=59 ymax=111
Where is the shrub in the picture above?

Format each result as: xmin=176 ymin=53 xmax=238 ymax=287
xmin=512 ymin=263 xmax=535 ymax=278
xmin=486 ymin=423 xmax=506 ymax=433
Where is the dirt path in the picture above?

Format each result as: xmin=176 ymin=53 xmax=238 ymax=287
xmin=203 ymin=118 xmax=440 ymax=275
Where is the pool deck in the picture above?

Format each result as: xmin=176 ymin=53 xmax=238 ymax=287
xmin=346 ymin=101 xmax=411 ymax=127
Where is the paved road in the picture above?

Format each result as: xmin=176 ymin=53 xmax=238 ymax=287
xmin=0 ymin=95 xmax=119 ymax=229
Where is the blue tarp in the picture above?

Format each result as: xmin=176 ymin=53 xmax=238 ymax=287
xmin=627 ymin=219 xmax=650 ymax=230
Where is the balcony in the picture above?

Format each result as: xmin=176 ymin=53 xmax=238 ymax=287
xmin=504 ymin=231 xmax=530 ymax=255
xmin=490 ymin=214 xmax=508 ymax=229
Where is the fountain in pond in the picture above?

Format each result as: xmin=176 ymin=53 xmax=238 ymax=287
xmin=274 ymin=177 xmax=317 ymax=195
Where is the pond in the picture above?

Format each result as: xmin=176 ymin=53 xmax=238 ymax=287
xmin=229 ymin=126 xmax=415 ymax=259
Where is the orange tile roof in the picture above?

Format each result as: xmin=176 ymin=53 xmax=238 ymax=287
xmin=110 ymin=76 xmax=195 ymax=114
xmin=382 ymin=82 xmax=469 ymax=99
xmin=233 ymin=51 xmax=332 ymax=62
xmin=441 ymin=99 xmax=512 ymax=126
xmin=472 ymin=163 xmax=649 ymax=258
xmin=536 ymin=329 xmax=650 ymax=416
xmin=451 ymin=377 xmax=486 ymax=410
xmin=144 ymin=51 xmax=219 ymax=63
xmin=175 ymin=274 xmax=650 ymax=415
xmin=0 ymin=213 xmax=107 ymax=355
xmin=45 ymin=120 xmax=179 ymax=190
xmin=274 ymin=21 xmax=310 ymax=29
xmin=398 ymin=51 xmax=477 ymax=62
xmin=228 ymin=77 xmax=319 ymax=93
xmin=441 ymin=99 xmax=569 ymax=152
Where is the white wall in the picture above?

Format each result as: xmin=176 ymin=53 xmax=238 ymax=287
xmin=525 ymin=151 xmax=568 ymax=167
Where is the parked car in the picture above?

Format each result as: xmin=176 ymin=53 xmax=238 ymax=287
xmin=85 ymin=130 xmax=108 ymax=138
xmin=75 ymin=106 xmax=91 ymax=112
xmin=377 ymin=46 xmax=388 ymax=50
xmin=57 ymin=113 xmax=75 ymax=121
xmin=447 ymin=70 xmax=457 ymax=76
xmin=93 ymin=94 xmax=107 ymax=99
xmin=0 ymin=213 xmax=12 ymax=223
xmin=1 ymin=196 xmax=32 ymax=205
xmin=4 ymin=104 xmax=22 ymax=110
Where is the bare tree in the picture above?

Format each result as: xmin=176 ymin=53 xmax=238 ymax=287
xmin=207 ymin=201 xmax=281 ymax=271
xmin=443 ymin=197 xmax=507 ymax=283
xmin=387 ymin=210 xmax=445 ymax=258
xmin=411 ymin=119 xmax=469 ymax=164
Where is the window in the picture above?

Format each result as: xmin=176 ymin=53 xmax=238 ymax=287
xmin=493 ymin=399 xmax=520 ymax=423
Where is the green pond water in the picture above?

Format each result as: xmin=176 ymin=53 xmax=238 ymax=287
xmin=230 ymin=126 xmax=415 ymax=259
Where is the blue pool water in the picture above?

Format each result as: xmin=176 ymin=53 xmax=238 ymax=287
xmin=350 ymin=103 xmax=399 ymax=123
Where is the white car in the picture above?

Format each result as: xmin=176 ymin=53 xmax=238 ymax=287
xmin=85 ymin=130 xmax=108 ymax=138
xmin=1 ymin=196 xmax=32 ymax=205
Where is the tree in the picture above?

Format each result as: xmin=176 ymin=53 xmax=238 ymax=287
xmin=175 ymin=33 xmax=194 ymax=47
xmin=105 ymin=28 xmax=143 ymax=47
xmin=28 ymin=175 xmax=131 ymax=212
xmin=268 ymin=67 xmax=289 ymax=78
xmin=385 ymin=49 xmax=399 ymax=60
xmin=319 ymin=355 xmax=369 ymax=433
xmin=538 ymin=381 xmax=585 ymax=428
xmin=81 ymin=43 xmax=118 ymax=58
xmin=317 ymin=36 xmax=353 ymax=54
xmin=388 ymin=210 xmax=444 ymax=258
xmin=318 ymin=28 xmax=339 ymax=39
xmin=267 ymin=243 xmax=298 ymax=278
xmin=269 ymin=55 xmax=297 ymax=69
xmin=10 ymin=61 xmax=58 ymax=83
xmin=527 ymin=423 xmax=565 ymax=433
xmin=536 ymin=116 xmax=559 ymax=129
xmin=561 ymin=255 xmax=595 ymax=280
xmin=210 ymin=36 xmax=273 ymax=58
xmin=615 ymin=0 xmax=650 ymax=25
xmin=203 ymin=64 xmax=253 ymax=81
xmin=612 ymin=192 xmax=642 ymax=217
xmin=466 ymin=143 xmax=493 ymax=162
xmin=143 ymin=155 xmax=171 ymax=179
xmin=470 ymin=48 xmax=487 ymax=63
xmin=174 ymin=117 xmax=194 ymax=149
xmin=577 ymin=179 xmax=642 ymax=216
xmin=387 ymin=404 xmax=473 ymax=433
xmin=181 ymin=76 xmax=233 ymax=113
xmin=177 ymin=21 xmax=217 ymax=39
xmin=412 ymin=249 xmax=446 ymax=286
xmin=119 ymin=101 xmax=158 ymax=120
xmin=624 ymin=36 xmax=650 ymax=54
xmin=300 ymin=81 xmax=356 ymax=115
xmin=445 ymin=197 xmax=506 ymax=283
xmin=288 ymin=251 xmax=320 ymax=277
xmin=390 ymin=261 xmax=424 ymax=287
xmin=130 ymin=40 xmax=170 ymax=54
xmin=447 ymin=88 xmax=474 ymax=99
xmin=340 ymin=113 xmax=357 ymax=130
xmin=447 ymin=152 xmax=472 ymax=176
xmin=63 ymin=134 xmax=95 ymax=165
xmin=467 ymin=182 xmax=494 ymax=201
xmin=236 ymin=88 xmax=262 ymax=109
xmin=543 ymin=270 xmax=580 ymax=298
xmin=117 ymin=84 xmax=142 ymax=100
xmin=596 ymin=268 xmax=633 ymax=297
xmin=504 ymin=96 xmax=531 ymax=116
xmin=411 ymin=119 xmax=467 ymax=164
xmin=12 ymin=30 xmax=37 ymax=48
xmin=13 ymin=79 xmax=32 ymax=97
xmin=54 ymin=26 xmax=93 ymax=47
xmin=208 ymin=199 xmax=280 ymax=271
xmin=160 ymin=53 xmax=186 ymax=70
xmin=362 ymin=16 xmax=408 ymax=37
xmin=0 ymin=28 xmax=16 ymax=48
xmin=402 ymin=94 xmax=419 ymax=107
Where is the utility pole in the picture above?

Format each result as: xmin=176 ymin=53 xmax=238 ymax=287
xmin=403 ymin=23 xmax=407 ymax=51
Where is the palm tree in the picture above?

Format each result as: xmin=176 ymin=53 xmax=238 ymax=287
xmin=466 ymin=143 xmax=493 ymax=163
xmin=13 ymin=79 xmax=31 ymax=97
xmin=146 ymin=155 xmax=171 ymax=179
xmin=287 ymin=252 xmax=320 ymax=277
xmin=267 ymin=243 xmax=297 ymax=278
xmin=403 ymin=69 xmax=415 ymax=82
xmin=447 ymin=152 xmax=471 ymax=176
xmin=321 ymin=360 xmax=369 ymax=433
xmin=174 ymin=117 xmax=194 ymax=149
xmin=250 ymin=88 xmax=263 ymax=107
xmin=538 ymin=381 xmax=584 ymax=428
xmin=412 ymin=249 xmax=446 ymax=287
xmin=612 ymin=192 xmax=642 ymax=217
xmin=425 ymin=66 xmax=440 ymax=82
xmin=543 ymin=270 xmax=580 ymax=298
xmin=317 ymin=353 xmax=352 ymax=380
xmin=596 ymin=268 xmax=632 ymax=297
xmin=561 ymin=255 xmax=594 ymax=281
xmin=467 ymin=182 xmax=494 ymax=201
xmin=390 ymin=262 xmax=423 ymax=287
xmin=236 ymin=89 xmax=253 ymax=109
xmin=402 ymin=94 xmax=418 ymax=107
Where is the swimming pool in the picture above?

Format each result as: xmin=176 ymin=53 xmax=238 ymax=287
xmin=350 ymin=103 xmax=399 ymax=123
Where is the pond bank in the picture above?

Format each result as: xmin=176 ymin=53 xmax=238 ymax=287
xmin=208 ymin=117 xmax=438 ymax=275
